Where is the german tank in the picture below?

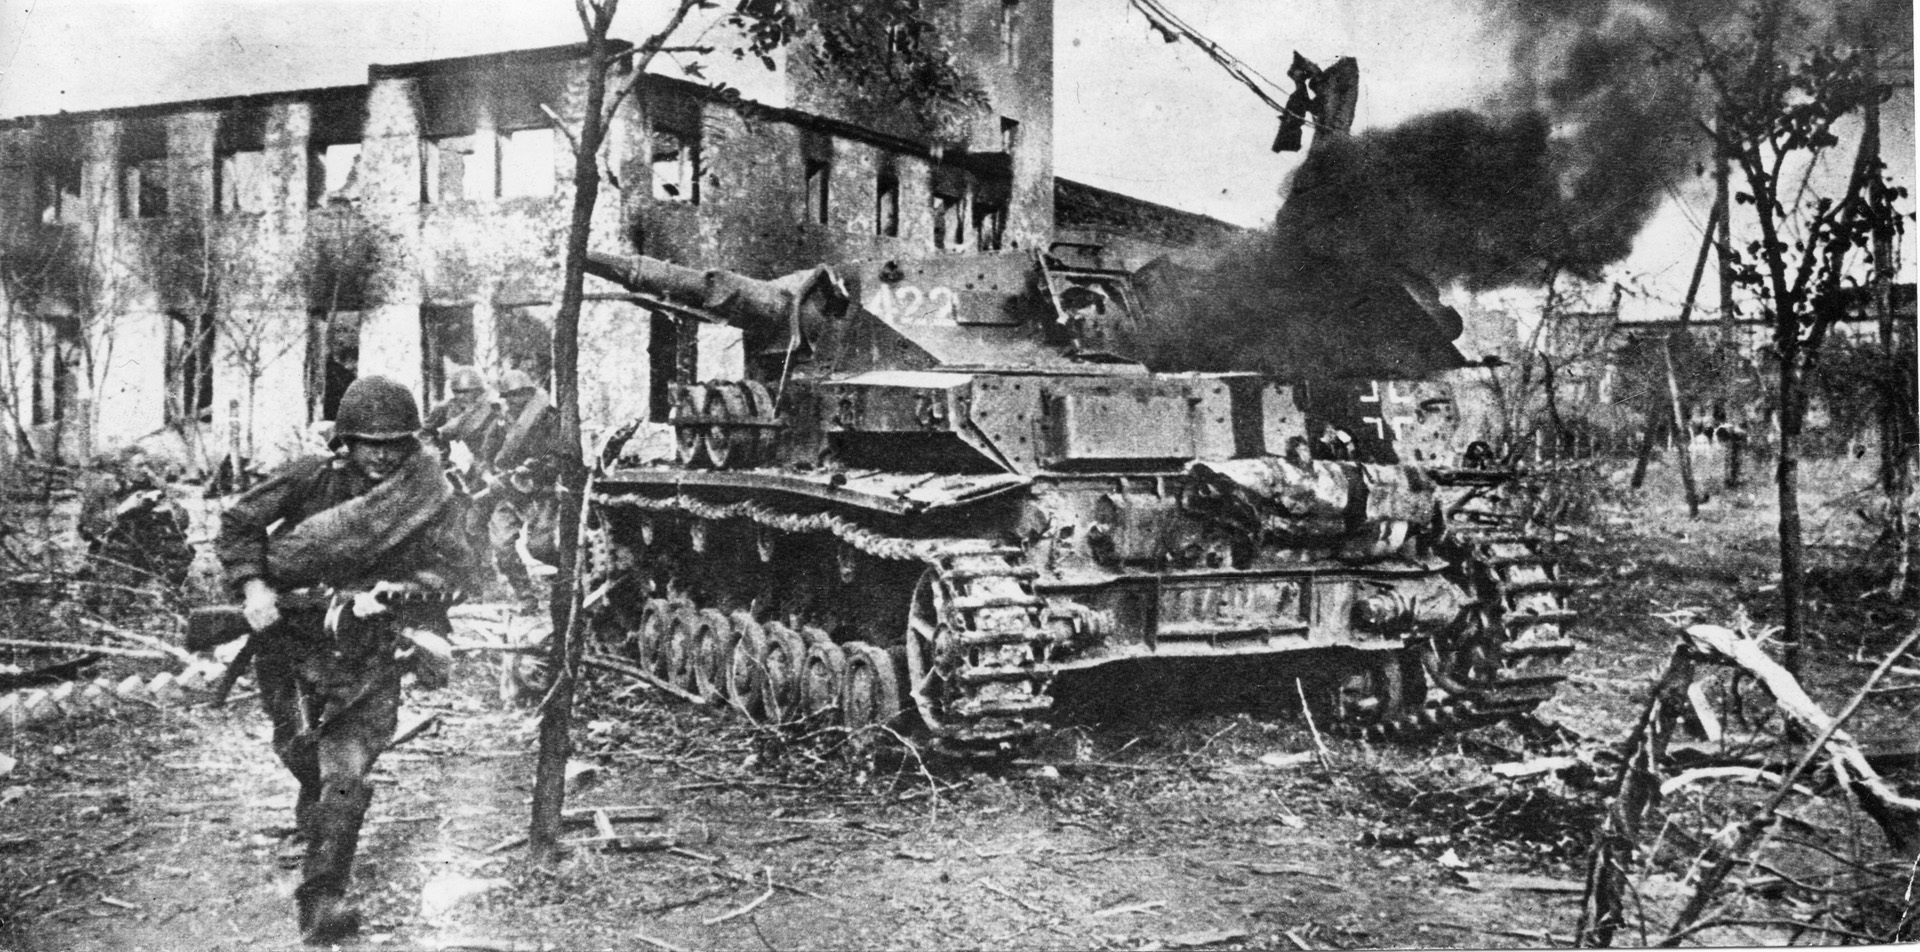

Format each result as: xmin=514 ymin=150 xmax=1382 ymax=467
xmin=581 ymin=243 xmax=1574 ymax=753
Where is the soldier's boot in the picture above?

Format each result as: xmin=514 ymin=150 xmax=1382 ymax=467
xmin=296 ymin=779 xmax=372 ymax=942
xmin=296 ymin=890 xmax=362 ymax=945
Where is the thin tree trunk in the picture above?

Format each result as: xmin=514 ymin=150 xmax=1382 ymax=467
xmin=529 ymin=13 xmax=614 ymax=860
xmin=1632 ymin=421 xmax=1660 ymax=489
xmin=1664 ymin=337 xmax=1703 ymax=517
xmin=1777 ymin=338 xmax=1805 ymax=675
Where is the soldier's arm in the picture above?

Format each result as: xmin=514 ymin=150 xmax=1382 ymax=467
xmin=213 ymin=456 xmax=328 ymax=595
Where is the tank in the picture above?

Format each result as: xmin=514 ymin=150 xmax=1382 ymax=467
xmin=580 ymin=243 xmax=1574 ymax=754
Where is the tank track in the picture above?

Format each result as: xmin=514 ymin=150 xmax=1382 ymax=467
xmin=582 ymin=492 xmax=1059 ymax=754
xmin=1359 ymin=479 xmax=1577 ymax=739
xmin=581 ymin=483 xmax=1575 ymax=750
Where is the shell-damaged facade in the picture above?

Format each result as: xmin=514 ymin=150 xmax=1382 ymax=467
xmin=0 ymin=1 xmax=1188 ymax=467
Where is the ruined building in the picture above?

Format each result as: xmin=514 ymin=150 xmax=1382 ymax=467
xmin=0 ymin=0 xmax=1238 ymax=468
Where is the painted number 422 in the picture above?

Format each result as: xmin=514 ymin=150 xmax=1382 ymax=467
xmin=865 ymin=285 xmax=958 ymax=327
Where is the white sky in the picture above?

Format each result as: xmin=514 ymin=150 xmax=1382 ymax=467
xmin=1 ymin=0 xmax=1913 ymax=319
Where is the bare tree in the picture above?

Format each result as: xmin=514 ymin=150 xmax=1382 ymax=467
xmin=1695 ymin=0 xmax=1908 ymax=672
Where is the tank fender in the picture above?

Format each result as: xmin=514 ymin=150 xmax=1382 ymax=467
xmin=1183 ymin=457 xmax=1439 ymax=542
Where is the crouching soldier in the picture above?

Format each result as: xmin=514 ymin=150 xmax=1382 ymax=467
xmin=215 ymin=376 xmax=478 ymax=943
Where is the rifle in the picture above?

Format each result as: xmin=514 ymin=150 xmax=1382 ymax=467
xmin=187 ymin=585 xmax=465 ymax=705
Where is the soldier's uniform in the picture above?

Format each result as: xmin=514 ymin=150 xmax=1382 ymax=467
xmin=216 ymin=376 xmax=476 ymax=943
xmin=478 ymin=370 xmax=570 ymax=615
xmin=423 ymin=366 xmax=498 ymax=477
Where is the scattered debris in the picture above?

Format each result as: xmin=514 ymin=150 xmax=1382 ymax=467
xmin=1489 ymin=756 xmax=1576 ymax=778
xmin=1088 ymin=899 xmax=1167 ymax=919
xmin=1456 ymin=871 xmax=1584 ymax=893
xmin=1165 ymin=927 xmax=1252 ymax=948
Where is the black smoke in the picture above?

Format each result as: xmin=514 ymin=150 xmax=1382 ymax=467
xmin=1124 ymin=0 xmax=1908 ymax=379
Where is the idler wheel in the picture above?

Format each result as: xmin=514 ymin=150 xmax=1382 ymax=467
xmin=759 ymin=621 xmax=806 ymax=725
xmin=905 ymin=569 xmax=965 ymax=733
xmin=690 ymin=609 xmax=733 ymax=703
xmin=666 ymin=604 xmax=702 ymax=691
xmin=841 ymin=641 xmax=902 ymax=732
xmin=635 ymin=598 xmax=673 ymax=677
xmin=726 ymin=615 xmax=770 ymax=720
xmin=799 ymin=627 xmax=848 ymax=721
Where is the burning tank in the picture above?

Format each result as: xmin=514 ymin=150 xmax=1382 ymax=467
xmin=581 ymin=242 xmax=1574 ymax=753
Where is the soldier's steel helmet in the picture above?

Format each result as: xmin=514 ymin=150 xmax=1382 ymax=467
xmin=498 ymin=369 xmax=539 ymax=396
xmin=449 ymin=366 xmax=486 ymax=393
xmin=333 ymin=376 xmax=423 ymax=442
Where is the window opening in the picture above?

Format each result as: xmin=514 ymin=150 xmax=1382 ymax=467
xmin=307 ymin=95 xmax=365 ymax=208
xmin=1000 ymin=1 xmax=1020 ymax=67
xmin=1000 ymin=117 xmax=1019 ymax=156
xmin=973 ymin=202 xmax=1005 ymax=252
xmin=932 ymin=191 xmax=965 ymax=250
xmin=647 ymin=311 xmax=678 ymax=423
xmin=307 ymin=309 xmax=362 ymax=422
xmin=650 ymin=131 xmax=698 ymax=203
xmin=420 ymin=304 xmax=477 ymax=403
xmin=30 ymin=323 xmax=79 ymax=427
xmin=497 ymin=127 xmax=555 ymax=198
xmin=168 ymin=311 xmax=216 ymax=426
xmin=119 ymin=121 xmax=169 ymax=219
xmin=495 ymin=303 xmax=554 ymax=387
xmin=650 ymin=95 xmax=702 ymax=204
xmin=804 ymin=159 xmax=831 ymax=225
xmin=494 ymin=69 xmax=564 ymax=199
xmin=875 ymin=171 xmax=899 ymax=237
xmin=35 ymin=128 xmax=85 ymax=225
xmin=215 ymin=110 xmax=268 ymax=215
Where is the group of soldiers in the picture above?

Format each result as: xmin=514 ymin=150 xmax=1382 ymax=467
xmin=423 ymin=366 xmax=572 ymax=618
xmin=211 ymin=369 xmax=569 ymax=943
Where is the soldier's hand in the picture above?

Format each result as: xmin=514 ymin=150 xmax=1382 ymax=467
xmin=353 ymin=581 xmax=399 ymax=618
xmin=242 ymin=578 xmax=281 ymax=631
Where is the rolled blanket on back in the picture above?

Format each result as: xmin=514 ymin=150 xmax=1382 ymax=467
xmin=493 ymin=389 xmax=553 ymax=468
xmin=267 ymin=445 xmax=454 ymax=588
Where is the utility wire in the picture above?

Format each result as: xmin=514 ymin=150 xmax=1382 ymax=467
xmin=1124 ymin=0 xmax=1330 ymax=132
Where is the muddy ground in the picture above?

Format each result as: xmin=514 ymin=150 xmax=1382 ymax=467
xmin=2 ymin=452 xmax=1917 ymax=951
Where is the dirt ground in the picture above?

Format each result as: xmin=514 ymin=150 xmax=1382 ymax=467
xmin=2 ymin=449 xmax=1917 ymax=951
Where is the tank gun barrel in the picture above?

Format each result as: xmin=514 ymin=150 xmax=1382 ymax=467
xmin=585 ymin=252 xmax=846 ymax=351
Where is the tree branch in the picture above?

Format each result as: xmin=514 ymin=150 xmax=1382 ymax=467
xmin=539 ymin=103 xmax=584 ymax=160
xmin=602 ymin=0 xmax=704 ymax=127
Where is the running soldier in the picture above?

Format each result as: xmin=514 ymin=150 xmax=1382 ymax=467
xmin=215 ymin=376 xmax=478 ymax=943
xmin=423 ymin=366 xmax=497 ymax=480
xmin=478 ymin=369 xmax=570 ymax=617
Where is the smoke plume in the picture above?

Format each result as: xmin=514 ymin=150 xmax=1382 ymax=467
xmin=1128 ymin=0 xmax=1907 ymax=379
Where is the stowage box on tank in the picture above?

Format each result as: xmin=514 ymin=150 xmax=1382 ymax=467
xmin=582 ymin=244 xmax=1574 ymax=753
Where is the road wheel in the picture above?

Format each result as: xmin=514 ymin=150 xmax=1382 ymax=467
xmin=666 ymin=604 xmax=701 ymax=691
xmin=726 ymin=615 xmax=770 ymax=721
xmin=760 ymin=621 xmax=806 ymax=725
xmin=691 ymin=609 xmax=732 ymax=703
xmin=635 ymin=598 xmax=673 ymax=677
xmin=841 ymin=641 xmax=902 ymax=732
xmin=799 ymin=627 xmax=848 ymax=722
